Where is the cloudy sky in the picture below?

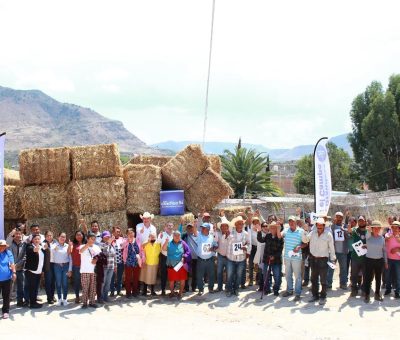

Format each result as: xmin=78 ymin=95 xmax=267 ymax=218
xmin=1 ymin=0 xmax=399 ymax=148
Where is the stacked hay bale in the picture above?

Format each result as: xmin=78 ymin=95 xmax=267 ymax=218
xmin=19 ymin=147 xmax=74 ymax=235
xmin=128 ymin=155 xmax=172 ymax=167
xmin=4 ymin=168 xmax=21 ymax=186
xmin=161 ymin=144 xmax=233 ymax=214
xmin=70 ymin=144 xmax=127 ymax=229
xmin=208 ymin=155 xmax=222 ymax=174
xmin=4 ymin=169 xmax=25 ymax=234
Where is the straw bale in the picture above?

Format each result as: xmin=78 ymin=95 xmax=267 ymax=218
xmin=4 ymin=168 xmax=21 ymax=186
xmin=27 ymin=215 xmax=76 ymax=238
xmin=152 ymin=212 xmax=194 ymax=233
xmin=123 ymin=164 xmax=162 ymax=215
xmin=19 ymin=147 xmax=70 ymax=186
xmin=22 ymin=184 xmax=69 ymax=218
xmin=4 ymin=186 xmax=24 ymax=220
xmin=70 ymin=177 xmax=126 ymax=215
xmin=129 ymin=155 xmax=172 ymax=167
xmin=74 ymin=210 xmax=128 ymax=231
xmin=186 ymin=168 xmax=234 ymax=212
xmin=162 ymin=144 xmax=210 ymax=190
xmin=70 ymin=143 xmax=122 ymax=180
xmin=208 ymin=155 xmax=222 ymax=174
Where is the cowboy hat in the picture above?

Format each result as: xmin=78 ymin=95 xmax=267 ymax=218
xmin=217 ymin=216 xmax=230 ymax=230
xmin=390 ymin=221 xmax=400 ymax=227
xmin=370 ymin=220 xmax=382 ymax=228
xmin=268 ymin=221 xmax=279 ymax=228
xmin=315 ymin=217 xmax=326 ymax=225
xmin=140 ymin=212 xmax=154 ymax=220
xmin=230 ymin=216 xmax=246 ymax=229
xmin=0 ymin=240 xmax=7 ymax=246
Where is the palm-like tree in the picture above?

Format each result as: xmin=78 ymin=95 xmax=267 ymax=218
xmin=221 ymin=146 xmax=283 ymax=198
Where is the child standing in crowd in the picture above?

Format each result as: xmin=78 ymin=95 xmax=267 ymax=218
xmin=140 ymin=232 xmax=161 ymax=296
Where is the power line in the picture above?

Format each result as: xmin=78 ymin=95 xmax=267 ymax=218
xmin=202 ymin=0 xmax=216 ymax=149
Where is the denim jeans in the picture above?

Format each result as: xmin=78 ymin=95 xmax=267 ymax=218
xmin=248 ymin=245 xmax=257 ymax=283
xmin=386 ymin=259 xmax=400 ymax=294
xmin=102 ymin=268 xmax=115 ymax=301
xmin=217 ymin=254 xmax=228 ymax=290
xmin=197 ymin=258 xmax=215 ymax=291
xmin=72 ymin=266 xmax=81 ymax=298
xmin=327 ymin=252 xmax=348 ymax=286
xmin=227 ymin=259 xmax=246 ymax=293
xmin=53 ymin=263 xmax=69 ymax=300
xmin=284 ymin=258 xmax=302 ymax=296
xmin=16 ymin=270 xmax=28 ymax=302
xmin=110 ymin=262 xmax=124 ymax=294
xmin=262 ymin=263 xmax=282 ymax=293
xmin=44 ymin=263 xmax=55 ymax=301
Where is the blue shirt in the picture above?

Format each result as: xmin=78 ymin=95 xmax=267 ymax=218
xmin=167 ymin=241 xmax=184 ymax=267
xmin=194 ymin=233 xmax=216 ymax=260
xmin=0 ymin=250 xmax=14 ymax=281
xmin=282 ymin=227 xmax=304 ymax=261
xmin=126 ymin=242 xmax=139 ymax=267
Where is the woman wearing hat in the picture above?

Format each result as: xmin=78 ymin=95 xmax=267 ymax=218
xmin=363 ymin=221 xmax=388 ymax=303
xmin=0 ymin=239 xmax=16 ymax=319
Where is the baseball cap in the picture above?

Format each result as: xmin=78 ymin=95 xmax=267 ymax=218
xmin=101 ymin=231 xmax=111 ymax=238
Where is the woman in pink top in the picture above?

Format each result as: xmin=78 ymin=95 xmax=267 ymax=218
xmin=384 ymin=221 xmax=400 ymax=298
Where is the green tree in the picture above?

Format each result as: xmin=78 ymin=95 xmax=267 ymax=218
xmin=221 ymin=147 xmax=282 ymax=198
xmin=349 ymin=75 xmax=400 ymax=190
xmin=294 ymin=142 xmax=360 ymax=194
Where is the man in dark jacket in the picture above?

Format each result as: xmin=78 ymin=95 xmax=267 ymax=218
xmin=257 ymin=221 xmax=284 ymax=296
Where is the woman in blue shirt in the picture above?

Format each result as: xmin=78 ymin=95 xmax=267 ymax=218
xmin=0 ymin=239 xmax=16 ymax=319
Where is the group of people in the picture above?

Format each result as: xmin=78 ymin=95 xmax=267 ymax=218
xmin=0 ymin=208 xmax=399 ymax=320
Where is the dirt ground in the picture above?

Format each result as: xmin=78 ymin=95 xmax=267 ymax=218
xmin=1 ymin=274 xmax=399 ymax=340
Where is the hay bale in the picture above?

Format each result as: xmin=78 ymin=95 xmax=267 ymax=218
xmin=208 ymin=155 xmax=222 ymax=174
xmin=22 ymin=184 xmax=69 ymax=218
xmin=152 ymin=213 xmax=194 ymax=233
xmin=74 ymin=210 xmax=128 ymax=231
xmin=27 ymin=215 xmax=76 ymax=238
xmin=162 ymin=144 xmax=210 ymax=190
xmin=211 ymin=205 xmax=251 ymax=221
xmin=129 ymin=155 xmax=172 ymax=167
xmin=186 ymin=168 xmax=233 ymax=212
xmin=123 ymin=164 xmax=162 ymax=215
xmin=70 ymin=177 xmax=126 ymax=215
xmin=70 ymin=143 xmax=122 ymax=180
xmin=4 ymin=186 xmax=25 ymax=220
xmin=4 ymin=169 xmax=21 ymax=186
xmin=19 ymin=147 xmax=70 ymax=186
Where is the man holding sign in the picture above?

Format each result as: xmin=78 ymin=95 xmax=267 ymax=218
xmin=193 ymin=223 xmax=217 ymax=296
xmin=225 ymin=216 xmax=250 ymax=297
xmin=327 ymin=212 xmax=350 ymax=290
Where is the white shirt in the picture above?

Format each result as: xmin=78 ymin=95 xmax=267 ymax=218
xmin=80 ymin=244 xmax=101 ymax=274
xmin=158 ymin=231 xmax=173 ymax=256
xmin=29 ymin=247 xmax=44 ymax=275
xmin=136 ymin=223 xmax=157 ymax=244
xmin=51 ymin=243 xmax=72 ymax=271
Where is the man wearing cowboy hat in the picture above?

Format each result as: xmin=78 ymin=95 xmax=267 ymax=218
xmin=136 ymin=212 xmax=157 ymax=244
xmin=225 ymin=216 xmax=250 ymax=297
xmin=193 ymin=223 xmax=218 ymax=295
xmin=327 ymin=211 xmax=350 ymax=290
xmin=214 ymin=216 xmax=231 ymax=292
xmin=302 ymin=218 xmax=336 ymax=305
xmin=277 ymin=215 xmax=305 ymax=302
xmin=347 ymin=215 xmax=368 ymax=297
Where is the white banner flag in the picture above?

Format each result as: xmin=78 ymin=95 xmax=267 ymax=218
xmin=0 ymin=134 xmax=4 ymax=239
xmin=314 ymin=138 xmax=332 ymax=216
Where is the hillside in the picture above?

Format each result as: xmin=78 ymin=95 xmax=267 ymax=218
xmin=0 ymin=86 xmax=168 ymax=166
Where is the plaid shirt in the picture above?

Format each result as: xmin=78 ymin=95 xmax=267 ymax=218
xmin=100 ymin=242 xmax=116 ymax=270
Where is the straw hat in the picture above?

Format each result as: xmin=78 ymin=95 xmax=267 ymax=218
xmin=0 ymin=240 xmax=7 ymax=246
xmin=140 ymin=212 xmax=154 ymax=220
xmin=268 ymin=221 xmax=279 ymax=228
xmin=370 ymin=220 xmax=382 ymax=228
xmin=230 ymin=216 xmax=246 ymax=229
xmin=252 ymin=216 xmax=260 ymax=222
xmin=217 ymin=216 xmax=230 ymax=229
xmin=390 ymin=221 xmax=400 ymax=227
xmin=315 ymin=217 xmax=326 ymax=225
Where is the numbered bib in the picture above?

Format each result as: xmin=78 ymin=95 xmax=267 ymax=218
xmin=335 ymin=229 xmax=345 ymax=241
xmin=201 ymin=243 xmax=212 ymax=256
xmin=232 ymin=242 xmax=243 ymax=256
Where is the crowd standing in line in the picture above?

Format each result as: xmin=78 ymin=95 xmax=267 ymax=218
xmin=1 ymin=208 xmax=400 ymax=319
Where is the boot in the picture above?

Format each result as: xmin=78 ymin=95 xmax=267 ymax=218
xmin=141 ymin=284 xmax=148 ymax=296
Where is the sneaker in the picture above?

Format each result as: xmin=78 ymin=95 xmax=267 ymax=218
xmin=302 ymin=281 xmax=309 ymax=287
xmin=282 ymin=291 xmax=294 ymax=297
xmin=293 ymin=295 xmax=301 ymax=302
xmin=89 ymin=303 xmax=99 ymax=308
xmin=197 ymin=290 xmax=204 ymax=296
xmin=110 ymin=292 xmax=115 ymax=297
xmin=273 ymin=291 xmax=279 ymax=296
xmin=16 ymin=301 xmax=24 ymax=307
xmin=56 ymin=300 xmax=63 ymax=306
xmin=47 ymin=300 xmax=55 ymax=305
xmin=2 ymin=313 xmax=9 ymax=319
xmin=374 ymin=294 xmax=383 ymax=302
xmin=62 ymin=299 xmax=69 ymax=306
xmin=308 ymin=296 xmax=319 ymax=303
xmin=319 ymin=298 xmax=327 ymax=305
xmin=384 ymin=290 xmax=391 ymax=296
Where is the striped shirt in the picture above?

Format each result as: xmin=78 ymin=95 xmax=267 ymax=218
xmin=100 ymin=242 xmax=116 ymax=270
xmin=282 ymin=227 xmax=304 ymax=261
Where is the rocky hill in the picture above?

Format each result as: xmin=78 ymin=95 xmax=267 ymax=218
xmin=0 ymin=86 xmax=167 ymax=166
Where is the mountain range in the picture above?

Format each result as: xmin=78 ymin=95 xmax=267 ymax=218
xmin=152 ymin=133 xmax=353 ymax=161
